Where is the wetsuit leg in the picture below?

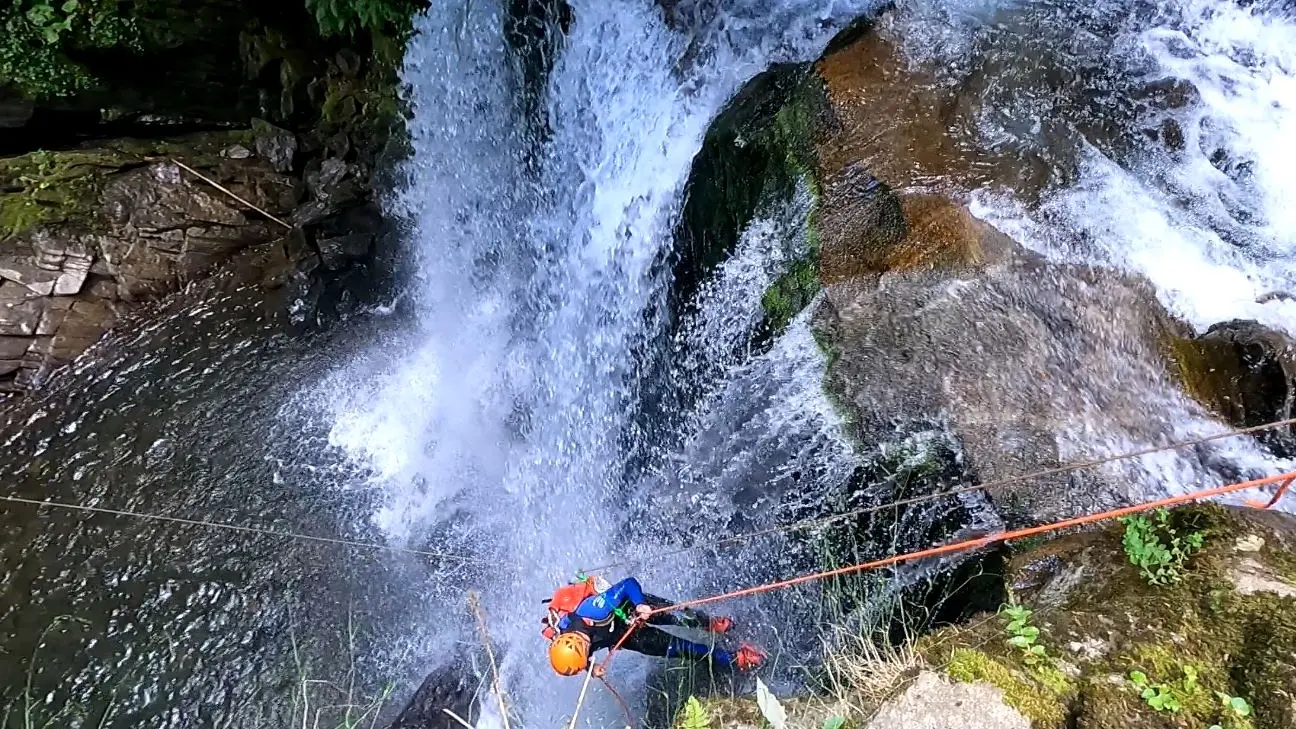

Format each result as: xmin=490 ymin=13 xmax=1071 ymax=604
xmin=623 ymin=625 xmax=735 ymax=668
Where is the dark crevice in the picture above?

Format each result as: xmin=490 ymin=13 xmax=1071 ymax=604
xmin=1 ymin=114 xmax=244 ymax=157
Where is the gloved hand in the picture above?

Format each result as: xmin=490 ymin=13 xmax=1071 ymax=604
xmin=634 ymin=604 xmax=652 ymax=622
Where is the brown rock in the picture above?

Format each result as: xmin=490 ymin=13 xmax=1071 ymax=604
xmin=37 ymin=298 xmax=73 ymax=336
xmin=0 ymin=258 xmax=60 ymax=295
xmin=0 ymin=336 xmax=33 ymax=360
xmin=49 ymin=299 xmax=117 ymax=361
xmin=1169 ymin=320 xmax=1296 ymax=443
xmin=0 ymin=286 xmax=45 ymax=335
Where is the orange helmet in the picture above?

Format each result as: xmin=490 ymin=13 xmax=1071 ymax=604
xmin=548 ymin=632 xmax=590 ymax=676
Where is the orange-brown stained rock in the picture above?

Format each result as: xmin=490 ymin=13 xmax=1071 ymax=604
xmin=819 ymin=193 xmax=1019 ymax=284
xmin=809 ymin=30 xmax=1026 ymax=284
xmin=813 ymin=34 xmax=982 ymax=195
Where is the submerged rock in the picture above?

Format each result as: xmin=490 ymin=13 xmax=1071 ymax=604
xmin=386 ymin=652 xmax=484 ymax=729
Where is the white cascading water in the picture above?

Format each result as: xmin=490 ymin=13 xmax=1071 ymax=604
xmin=324 ymin=0 xmax=877 ymax=725
xmin=321 ymin=0 xmax=1296 ymax=725
xmin=880 ymin=0 xmax=1296 ymax=496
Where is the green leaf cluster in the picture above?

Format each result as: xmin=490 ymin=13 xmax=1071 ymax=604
xmin=680 ymin=697 xmax=711 ymax=729
xmin=1120 ymin=508 xmax=1205 ymax=585
xmin=1 ymin=0 xmax=139 ymax=99
xmin=1001 ymin=603 xmax=1049 ymax=666
xmin=1209 ymin=691 xmax=1253 ymax=729
xmin=305 ymin=0 xmax=417 ymax=37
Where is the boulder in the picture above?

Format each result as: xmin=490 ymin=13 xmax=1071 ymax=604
xmin=253 ymin=119 xmax=299 ymax=174
xmin=814 ymin=257 xmax=1189 ymax=522
xmin=1169 ymin=319 xmax=1296 ymax=453
xmin=865 ymin=672 xmax=1030 ymax=729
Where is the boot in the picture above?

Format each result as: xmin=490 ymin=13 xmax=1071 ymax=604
xmin=707 ymin=616 xmax=732 ymax=634
xmin=734 ymin=643 xmax=766 ymax=671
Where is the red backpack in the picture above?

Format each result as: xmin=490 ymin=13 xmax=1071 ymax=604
xmin=540 ymin=577 xmax=598 ymax=641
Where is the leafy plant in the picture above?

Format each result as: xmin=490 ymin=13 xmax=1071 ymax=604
xmin=306 ymin=0 xmax=417 ymax=37
xmin=822 ymin=717 xmax=846 ymax=729
xmin=680 ymin=697 xmax=711 ymax=729
xmin=1209 ymin=691 xmax=1253 ymax=729
xmin=1130 ymin=670 xmax=1182 ymax=713
xmin=0 ymin=0 xmax=139 ymax=98
xmin=1001 ymin=602 xmax=1049 ymax=666
xmin=1120 ymin=508 xmax=1205 ymax=585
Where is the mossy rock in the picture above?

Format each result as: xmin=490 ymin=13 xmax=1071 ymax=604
xmin=673 ymin=61 xmax=831 ymax=337
xmin=924 ymin=504 xmax=1296 ymax=728
xmin=0 ymin=132 xmax=256 ymax=242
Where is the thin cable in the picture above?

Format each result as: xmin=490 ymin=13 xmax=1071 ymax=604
xmin=0 ymin=493 xmax=498 ymax=566
xmin=579 ymin=416 xmax=1296 ymax=574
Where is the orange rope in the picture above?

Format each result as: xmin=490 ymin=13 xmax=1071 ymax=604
xmin=578 ymin=416 xmax=1296 ymax=575
xmin=592 ymin=469 xmax=1296 ymax=674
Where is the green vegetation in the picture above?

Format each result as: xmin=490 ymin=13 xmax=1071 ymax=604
xmin=1000 ymin=602 xmax=1048 ymax=666
xmin=1 ymin=0 xmax=139 ymax=99
xmin=0 ymin=149 xmax=108 ymax=240
xmin=762 ymin=256 xmax=820 ymax=335
xmin=944 ymin=647 xmax=1070 ymax=727
xmin=2 ymin=0 xmax=419 ymax=101
xmin=1120 ymin=508 xmax=1205 ymax=585
xmin=680 ymin=697 xmax=712 ymax=729
xmin=306 ymin=0 xmax=418 ymax=37
xmin=1129 ymin=669 xmax=1184 ymax=713
xmin=1210 ymin=692 xmax=1253 ymax=729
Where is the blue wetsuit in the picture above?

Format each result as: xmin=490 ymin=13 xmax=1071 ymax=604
xmin=557 ymin=578 xmax=735 ymax=667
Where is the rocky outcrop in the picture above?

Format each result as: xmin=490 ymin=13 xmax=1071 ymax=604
xmin=673 ymin=61 xmax=830 ymax=320
xmin=0 ymin=125 xmax=381 ymax=390
xmin=685 ymin=504 xmax=1296 ymax=729
xmin=814 ymin=256 xmax=1193 ymax=521
xmin=1169 ymin=320 xmax=1296 ymax=454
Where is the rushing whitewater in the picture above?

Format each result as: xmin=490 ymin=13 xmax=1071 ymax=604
xmin=2 ymin=0 xmax=1296 ymax=727
xmin=327 ymin=0 xmax=881 ymax=723
xmin=329 ymin=0 xmax=1296 ymax=724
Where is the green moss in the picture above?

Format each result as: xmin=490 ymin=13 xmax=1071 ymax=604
xmin=1123 ymin=646 xmax=1218 ymax=718
xmin=0 ymin=149 xmax=111 ymax=239
xmin=762 ymin=256 xmax=821 ymax=335
xmin=945 ymin=648 xmax=1070 ymax=727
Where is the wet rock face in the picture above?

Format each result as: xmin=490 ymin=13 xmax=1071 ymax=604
xmin=815 ymin=258 xmax=1191 ymax=522
xmin=1171 ymin=319 xmax=1296 ymax=454
xmin=386 ymin=654 xmax=483 ymax=729
xmin=0 ymin=124 xmax=380 ymax=391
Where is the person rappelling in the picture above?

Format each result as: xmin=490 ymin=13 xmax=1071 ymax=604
xmin=541 ymin=574 xmax=766 ymax=676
